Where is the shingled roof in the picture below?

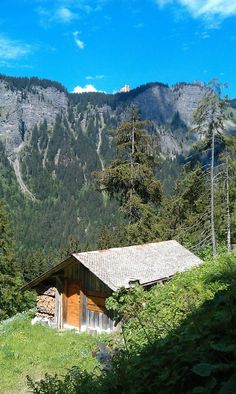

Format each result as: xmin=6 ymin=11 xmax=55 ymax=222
xmin=72 ymin=240 xmax=202 ymax=290
xmin=22 ymin=240 xmax=202 ymax=292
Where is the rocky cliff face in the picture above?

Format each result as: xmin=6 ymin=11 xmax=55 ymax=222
xmin=134 ymin=83 xmax=206 ymax=126
xmin=0 ymin=77 xmax=224 ymax=200
xmin=0 ymin=78 xmax=207 ymax=160
xmin=0 ymin=79 xmax=68 ymax=158
xmin=133 ymin=83 xmax=206 ymax=154
xmin=0 ymin=78 xmax=208 ymax=195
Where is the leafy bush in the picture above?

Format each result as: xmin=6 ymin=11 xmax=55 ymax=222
xmin=27 ymin=369 xmax=99 ymax=394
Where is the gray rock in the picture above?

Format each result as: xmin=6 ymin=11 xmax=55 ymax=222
xmin=0 ymin=80 xmax=68 ymax=157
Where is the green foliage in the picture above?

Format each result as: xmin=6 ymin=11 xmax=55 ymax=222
xmin=159 ymin=165 xmax=209 ymax=246
xmin=104 ymin=252 xmax=236 ymax=393
xmin=0 ymin=74 xmax=67 ymax=93
xmin=27 ymin=368 xmax=101 ymax=394
xmin=159 ymin=134 xmax=236 ymax=251
xmin=0 ymin=201 xmax=35 ymax=320
xmin=95 ymin=106 xmax=162 ymax=245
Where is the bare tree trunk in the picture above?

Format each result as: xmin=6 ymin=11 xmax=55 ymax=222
xmin=226 ymin=155 xmax=231 ymax=252
xmin=131 ymin=109 xmax=135 ymax=192
xmin=129 ymin=108 xmax=135 ymax=225
xmin=211 ymin=127 xmax=217 ymax=256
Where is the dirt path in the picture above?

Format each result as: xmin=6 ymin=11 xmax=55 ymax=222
xmin=13 ymin=157 xmax=36 ymax=200
xmin=96 ymin=112 xmax=105 ymax=171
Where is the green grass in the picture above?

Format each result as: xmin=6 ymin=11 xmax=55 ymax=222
xmin=0 ymin=314 xmax=100 ymax=394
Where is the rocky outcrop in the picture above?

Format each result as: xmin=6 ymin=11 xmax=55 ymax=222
xmin=0 ymin=78 xmax=68 ymax=198
xmin=174 ymin=84 xmax=207 ymax=126
xmin=134 ymin=83 xmax=206 ymax=127
xmin=0 ymin=80 xmax=68 ymax=157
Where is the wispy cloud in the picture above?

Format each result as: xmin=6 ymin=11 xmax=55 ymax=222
xmin=73 ymin=84 xmax=98 ymax=93
xmin=73 ymin=31 xmax=84 ymax=49
xmin=0 ymin=35 xmax=32 ymax=60
xmin=155 ymin=0 xmax=236 ymax=20
xmin=55 ymin=7 xmax=77 ymax=23
xmin=85 ymin=74 xmax=105 ymax=80
xmin=36 ymin=0 xmax=107 ymax=27
xmin=37 ymin=5 xmax=78 ymax=27
xmin=134 ymin=22 xmax=144 ymax=28
xmin=197 ymin=30 xmax=211 ymax=39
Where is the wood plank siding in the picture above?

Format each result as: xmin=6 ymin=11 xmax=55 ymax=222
xmin=53 ymin=257 xmax=114 ymax=332
xmin=65 ymin=280 xmax=81 ymax=328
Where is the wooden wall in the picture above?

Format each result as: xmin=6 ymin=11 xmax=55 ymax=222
xmin=59 ymin=258 xmax=114 ymax=332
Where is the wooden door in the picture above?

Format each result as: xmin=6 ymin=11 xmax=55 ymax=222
xmin=66 ymin=281 xmax=81 ymax=328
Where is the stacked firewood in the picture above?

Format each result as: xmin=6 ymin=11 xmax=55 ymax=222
xmin=37 ymin=287 xmax=56 ymax=316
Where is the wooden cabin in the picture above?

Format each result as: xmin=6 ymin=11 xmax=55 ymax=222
xmin=22 ymin=240 xmax=202 ymax=333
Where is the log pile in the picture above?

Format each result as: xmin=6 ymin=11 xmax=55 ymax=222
xmin=36 ymin=287 xmax=56 ymax=321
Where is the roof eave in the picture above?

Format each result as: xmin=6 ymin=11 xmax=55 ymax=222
xmin=20 ymin=255 xmax=75 ymax=291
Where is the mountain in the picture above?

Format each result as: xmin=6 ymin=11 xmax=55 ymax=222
xmin=0 ymin=75 xmax=235 ymax=253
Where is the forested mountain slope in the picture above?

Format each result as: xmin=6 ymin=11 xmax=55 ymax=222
xmin=0 ymin=75 xmax=235 ymax=254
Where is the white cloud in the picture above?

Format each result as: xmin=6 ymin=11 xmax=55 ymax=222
xmin=155 ymin=0 xmax=236 ymax=19
xmin=73 ymin=31 xmax=84 ymax=49
xmin=85 ymin=74 xmax=105 ymax=80
xmin=73 ymin=84 xmax=98 ymax=93
xmin=36 ymin=1 xmax=107 ymax=27
xmin=0 ymin=35 xmax=31 ymax=60
xmin=134 ymin=23 xmax=144 ymax=28
xmin=55 ymin=7 xmax=77 ymax=23
xmin=37 ymin=6 xmax=78 ymax=27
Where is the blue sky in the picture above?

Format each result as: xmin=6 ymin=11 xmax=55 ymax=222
xmin=0 ymin=0 xmax=236 ymax=97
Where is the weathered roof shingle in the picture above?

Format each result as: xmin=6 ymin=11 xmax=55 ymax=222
xmin=73 ymin=240 xmax=202 ymax=291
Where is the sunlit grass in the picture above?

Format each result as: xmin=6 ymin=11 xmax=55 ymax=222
xmin=0 ymin=314 xmax=99 ymax=393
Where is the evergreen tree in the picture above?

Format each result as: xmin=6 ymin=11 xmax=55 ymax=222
xmin=95 ymin=106 xmax=162 ymax=245
xmin=159 ymin=165 xmax=210 ymax=249
xmin=193 ymin=79 xmax=226 ymax=256
xmin=159 ymin=135 xmax=236 ymax=252
xmin=218 ymin=136 xmax=236 ymax=249
xmin=0 ymin=201 xmax=32 ymax=320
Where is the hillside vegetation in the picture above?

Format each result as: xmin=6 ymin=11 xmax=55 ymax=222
xmin=0 ymin=315 xmax=100 ymax=393
xmin=26 ymin=252 xmax=236 ymax=393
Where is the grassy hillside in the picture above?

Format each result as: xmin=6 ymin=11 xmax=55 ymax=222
xmin=0 ymin=315 xmax=100 ymax=394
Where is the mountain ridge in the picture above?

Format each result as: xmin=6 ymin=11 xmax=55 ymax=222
xmin=0 ymin=74 xmax=235 ymax=252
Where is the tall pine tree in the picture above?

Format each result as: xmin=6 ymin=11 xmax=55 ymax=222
xmin=0 ymin=200 xmax=33 ymax=320
xmin=193 ymin=79 xmax=226 ymax=256
xmin=95 ymin=106 xmax=162 ymax=246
